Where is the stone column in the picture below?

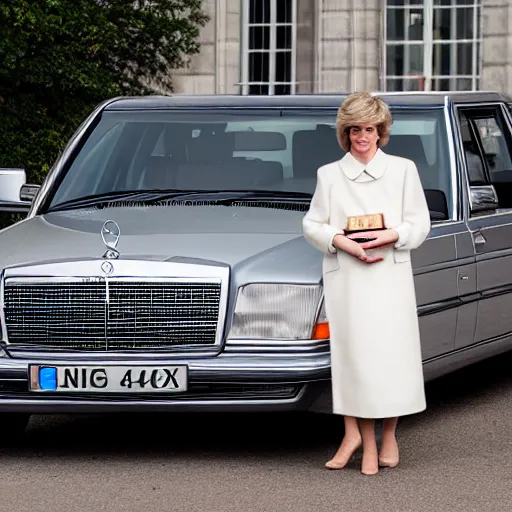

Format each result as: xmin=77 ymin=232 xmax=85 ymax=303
xmin=215 ymin=0 xmax=242 ymax=94
xmin=316 ymin=0 xmax=381 ymax=93
xmin=296 ymin=0 xmax=316 ymax=94
xmin=172 ymin=0 xmax=217 ymax=94
xmin=172 ymin=0 xmax=241 ymax=95
xmin=481 ymin=0 xmax=512 ymax=95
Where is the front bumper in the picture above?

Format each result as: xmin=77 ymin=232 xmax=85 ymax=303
xmin=0 ymin=342 xmax=332 ymax=413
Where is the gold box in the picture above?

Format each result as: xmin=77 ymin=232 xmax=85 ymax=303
xmin=345 ymin=214 xmax=385 ymax=233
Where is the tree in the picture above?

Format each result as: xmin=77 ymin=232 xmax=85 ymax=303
xmin=0 ymin=0 xmax=208 ymax=184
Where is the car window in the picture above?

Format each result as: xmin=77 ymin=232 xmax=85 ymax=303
xmin=459 ymin=106 xmax=512 ymax=210
xmin=385 ymin=110 xmax=452 ymax=203
xmin=459 ymin=111 xmax=488 ymax=185
xmin=474 ymin=116 xmax=512 ymax=174
xmin=47 ymin=108 xmax=453 ymax=219
xmin=58 ymin=122 xmax=125 ymax=196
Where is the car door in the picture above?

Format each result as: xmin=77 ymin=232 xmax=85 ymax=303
xmin=456 ymin=103 xmax=512 ymax=344
xmin=413 ymin=224 xmax=476 ymax=359
xmin=384 ymin=106 xmax=475 ymax=361
xmin=282 ymin=106 xmax=471 ymax=361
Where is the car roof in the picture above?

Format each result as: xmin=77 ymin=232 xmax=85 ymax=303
xmin=105 ymin=91 xmax=512 ymax=111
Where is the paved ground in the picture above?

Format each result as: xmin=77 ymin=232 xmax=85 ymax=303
xmin=0 ymin=353 xmax=511 ymax=512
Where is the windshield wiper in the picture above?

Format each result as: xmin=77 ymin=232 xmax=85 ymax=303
xmin=47 ymin=189 xmax=192 ymax=212
xmin=46 ymin=189 xmax=312 ymax=212
xmin=199 ymin=190 xmax=312 ymax=204
xmin=222 ymin=190 xmax=312 ymax=200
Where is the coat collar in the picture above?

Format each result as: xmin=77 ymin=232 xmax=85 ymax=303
xmin=339 ymin=148 xmax=389 ymax=181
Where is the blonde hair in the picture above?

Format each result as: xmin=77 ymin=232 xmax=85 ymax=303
xmin=336 ymin=92 xmax=393 ymax=152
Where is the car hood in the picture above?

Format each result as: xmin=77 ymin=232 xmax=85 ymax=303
xmin=0 ymin=206 xmax=318 ymax=272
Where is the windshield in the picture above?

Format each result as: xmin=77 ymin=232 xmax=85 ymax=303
xmin=48 ymin=108 xmax=453 ymax=218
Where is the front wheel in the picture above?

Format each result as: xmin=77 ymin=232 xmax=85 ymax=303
xmin=0 ymin=413 xmax=30 ymax=440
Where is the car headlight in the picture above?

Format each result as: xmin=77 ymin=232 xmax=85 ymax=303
xmin=228 ymin=283 xmax=326 ymax=340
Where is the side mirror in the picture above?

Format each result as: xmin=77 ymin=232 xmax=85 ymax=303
xmin=20 ymin=184 xmax=41 ymax=202
xmin=470 ymin=185 xmax=499 ymax=214
xmin=424 ymin=189 xmax=449 ymax=221
xmin=0 ymin=168 xmax=31 ymax=213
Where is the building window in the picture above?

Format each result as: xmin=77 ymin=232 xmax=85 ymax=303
xmin=241 ymin=0 xmax=297 ymax=95
xmin=384 ymin=0 xmax=482 ymax=92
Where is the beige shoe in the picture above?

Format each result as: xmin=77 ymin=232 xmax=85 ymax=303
xmin=379 ymin=439 xmax=399 ymax=468
xmin=378 ymin=458 xmax=399 ymax=468
xmin=361 ymin=451 xmax=379 ymax=475
xmin=361 ymin=467 xmax=379 ymax=475
xmin=378 ymin=448 xmax=399 ymax=468
xmin=325 ymin=455 xmax=356 ymax=470
xmin=324 ymin=439 xmax=362 ymax=470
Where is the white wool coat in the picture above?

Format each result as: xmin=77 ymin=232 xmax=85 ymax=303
xmin=302 ymin=149 xmax=431 ymax=418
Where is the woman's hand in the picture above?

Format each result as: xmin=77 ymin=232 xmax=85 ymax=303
xmin=333 ymin=234 xmax=383 ymax=264
xmin=347 ymin=229 xmax=399 ymax=251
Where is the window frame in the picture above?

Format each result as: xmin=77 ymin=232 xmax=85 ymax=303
xmin=455 ymin=102 xmax=512 ymax=218
xmin=241 ymin=0 xmax=297 ymax=96
xmin=458 ymin=108 xmax=492 ymax=186
xmin=383 ymin=0 xmax=483 ymax=92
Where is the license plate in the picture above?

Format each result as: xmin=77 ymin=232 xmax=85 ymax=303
xmin=29 ymin=365 xmax=188 ymax=393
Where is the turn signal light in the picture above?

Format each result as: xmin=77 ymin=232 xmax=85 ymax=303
xmin=311 ymin=322 xmax=330 ymax=340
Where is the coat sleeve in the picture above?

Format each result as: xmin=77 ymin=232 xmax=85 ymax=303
xmin=302 ymin=166 xmax=343 ymax=255
xmin=394 ymin=160 xmax=431 ymax=251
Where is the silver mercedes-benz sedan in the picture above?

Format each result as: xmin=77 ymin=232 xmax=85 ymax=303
xmin=0 ymin=91 xmax=511 ymax=435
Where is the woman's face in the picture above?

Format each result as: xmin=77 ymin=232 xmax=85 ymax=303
xmin=348 ymin=123 xmax=379 ymax=159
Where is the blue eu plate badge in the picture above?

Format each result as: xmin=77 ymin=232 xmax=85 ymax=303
xmin=39 ymin=367 xmax=57 ymax=390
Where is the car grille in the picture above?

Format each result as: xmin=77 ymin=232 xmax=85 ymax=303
xmin=3 ymin=279 xmax=222 ymax=350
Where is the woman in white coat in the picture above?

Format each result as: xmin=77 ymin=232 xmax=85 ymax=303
xmin=302 ymin=92 xmax=431 ymax=475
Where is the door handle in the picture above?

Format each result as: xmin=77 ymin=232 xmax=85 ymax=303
xmin=473 ymin=232 xmax=486 ymax=245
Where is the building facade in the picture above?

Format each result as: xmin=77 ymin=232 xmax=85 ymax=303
xmin=172 ymin=0 xmax=512 ymax=96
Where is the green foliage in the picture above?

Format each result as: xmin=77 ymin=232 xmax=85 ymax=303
xmin=0 ymin=212 xmax=25 ymax=231
xmin=0 ymin=0 xmax=208 ymax=185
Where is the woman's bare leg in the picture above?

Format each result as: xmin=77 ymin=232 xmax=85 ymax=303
xmin=379 ymin=416 xmax=399 ymax=467
xmin=325 ymin=416 xmax=362 ymax=469
xmin=359 ymin=418 xmax=379 ymax=475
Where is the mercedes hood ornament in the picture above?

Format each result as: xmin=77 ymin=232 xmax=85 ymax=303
xmin=101 ymin=220 xmax=121 ymax=259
